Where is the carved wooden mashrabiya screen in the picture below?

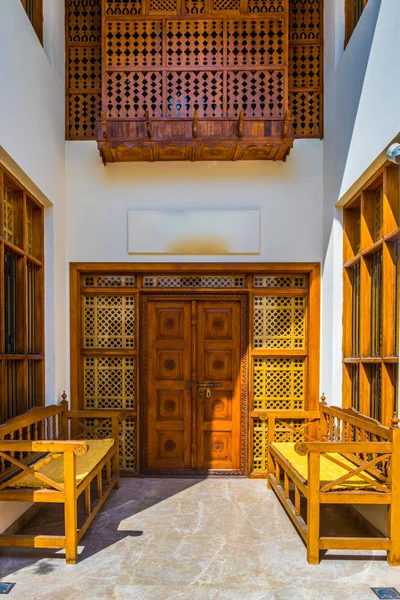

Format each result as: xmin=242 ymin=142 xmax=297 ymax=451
xmin=65 ymin=0 xmax=323 ymax=159
xmin=98 ymin=0 xmax=294 ymax=162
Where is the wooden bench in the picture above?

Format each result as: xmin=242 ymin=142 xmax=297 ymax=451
xmin=0 ymin=398 xmax=130 ymax=564
xmin=257 ymin=399 xmax=400 ymax=565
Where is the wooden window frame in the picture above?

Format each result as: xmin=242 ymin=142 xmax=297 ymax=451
xmin=20 ymin=0 xmax=44 ymax=44
xmin=0 ymin=163 xmax=45 ymax=424
xmin=345 ymin=0 xmax=368 ymax=48
xmin=343 ymin=163 xmax=400 ymax=426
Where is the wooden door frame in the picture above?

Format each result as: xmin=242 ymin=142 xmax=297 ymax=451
xmin=140 ymin=292 xmax=249 ymax=477
xmin=70 ymin=262 xmax=321 ymax=477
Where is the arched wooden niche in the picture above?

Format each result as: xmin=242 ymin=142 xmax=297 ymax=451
xmin=98 ymin=0 xmax=294 ymax=163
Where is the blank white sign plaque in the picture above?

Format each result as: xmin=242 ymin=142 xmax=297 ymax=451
xmin=127 ymin=209 xmax=260 ymax=255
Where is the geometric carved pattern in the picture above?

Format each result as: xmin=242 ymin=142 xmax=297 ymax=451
xmin=248 ymin=0 xmax=285 ymax=12
xmin=252 ymin=417 xmax=305 ymax=471
xmin=106 ymin=21 xmax=162 ymax=68
xmin=227 ymin=20 xmax=285 ymax=66
xmin=105 ymin=0 xmax=142 ymax=15
xmin=185 ymin=0 xmax=205 ymax=14
xmin=289 ymin=43 xmax=320 ymax=89
xmin=213 ymin=0 xmax=240 ymax=10
xmin=69 ymin=46 xmax=102 ymax=90
xmin=289 ymin=0 xmax=321 ymax=41
xmin=227 ymin=70 xmax=284 ymax=118
xmin=106 ymin=71 xmax=163 ymax=118
xmin=3 ymin=185 xmax=14 ymax=244
xmin=253 ymin=275 xmax=307 ymax=288
xmin=83 ymin=275 xmax=136 ymax=287
xmin=289 ymin=90 xmax=321 ymax=138
xmin=167 ymin=71 xmax=223 ymax=118
xmin=85 ymin=416 xmax=136 ymax=470
xmin=84 ymin=356 xmax=136 ymax=409
xmin=253 ymin=296 xmax=306 ymax=349
xmin=84 ymin=295 xmax=135 ymax=348
xmin=150 ymin=0 xmax=177 ymax=11
xmin=68 ymin=93 xmax=102 ymax=139
xmin=66 ymin=0 xmax=323 ymax=140
xmin=253 ymin=357 xmax=305 ymax=410
xmin=166 ymin=20 xmax=223 ymax=67
xmin=142 ymin=275 xmax=246 ymax=288
xmin=68 ymin=0 xmax=101 ymax=43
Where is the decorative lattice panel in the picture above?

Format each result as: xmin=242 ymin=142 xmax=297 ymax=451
xmin=289 ymin=90 xmax=321 ymax=138
xmin=289 ymin=0 xmax=321 ymax=41
xmin=167 ymin=71 xmax=223 ymax=118
xmin=26 ymin=206 xmax=33 ymax=254
xmin=142 ymin=275 xmax=246 ymax=287
xmin=68 ymin=93 xmax=102 ymax=138
xmin=253 ymin=275 xmax=307 ymax=288
xmin=85 ymin=417 xmax=136 ymax=470
xmin=68 ymin=0 xmax=101 ymax=43
xmin=68 ymin=46 xmax=102 ymax=91
xmin=185 ymin=0 xmax=205 ymax=13
xmin=252 ymin=418 xmax=305 ymax=471
xmin=84 ymin=356 xmax=136 ymax=409
xmin=3 ymin=186 xmax=14 ymax=243
xmin=84 ymin=295 xmax=135 ymax=348
xmin=105 ymin=0 xmax=142 ymax=15
xmin=213 ymin=0 xmax=240 ymax=10
xmin=289 ymin=0 xmax=322 ymax=138
xmin=66 ymin=0 xmax=323 ymax=140
xmin=226 ymin=19 xmax=285 ymax=66
xmin=253 ymin=357 xmax=305 ymax=409
xmin=106 ymin=71 xmax=163 ymax=118
xmin=289 ymin=43 xmax=321 ymax=89
xmin=106 ymin=21 xmax=163 ymax=68
xmin=83 ymin=275 xmax=136 ymax=287
xmin=166 ymin=20 xmax=223 ymax=67
xmin=150 ymin=0 xmax=177 ymax=12
xmin=248 ymin=0 xmax=285 ymax=13
xmin=253 ymin=295 xmax=306 ymax=349
xmin=227 ymin=70 xmax=284 ymax=118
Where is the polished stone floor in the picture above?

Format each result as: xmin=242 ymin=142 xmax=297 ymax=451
xmin=1 ymin=478 xmax=400 ymax=599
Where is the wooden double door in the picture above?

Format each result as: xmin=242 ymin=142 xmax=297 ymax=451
xmin=144 ymin=296 xmax=244 ymax=475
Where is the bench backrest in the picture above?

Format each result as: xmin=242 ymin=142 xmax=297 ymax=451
xmin=0 ymin=404 xmax=67 ymax=478
xmin=321 ymin=405 xmax=391 ymax=442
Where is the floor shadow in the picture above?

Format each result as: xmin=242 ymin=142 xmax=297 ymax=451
xmin=0 ymin=477 xmax=205 ymax=579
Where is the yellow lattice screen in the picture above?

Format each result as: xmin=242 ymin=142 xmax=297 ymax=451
xmin=84 ymin=356 xmax=136 ymax=410
xmin=253 ymin=296 xmax=306 ymax=349
xmin=84 ymin=416 xmax=136 ymax=471
xmin=251 ymin=275 xmax=309 ymax=474
xmin=253 ymin=357 xmax=305 ymax=410
xmin=84 ymin=295 xmax=135 ymax=348
xmin=252 ymin=418 xmax=306 ymax=471
xmin=3 ymin=186 xmax=14 ymax=243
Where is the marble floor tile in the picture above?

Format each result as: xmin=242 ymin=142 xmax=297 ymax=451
xmin=0 ymin=478 xmax=399 ymax=600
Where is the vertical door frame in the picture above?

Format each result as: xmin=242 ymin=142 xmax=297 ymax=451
xmin=140 ymin=291 xmax=249 ymax=477
xmin=70 ymin=262 xmax=320 ymax=477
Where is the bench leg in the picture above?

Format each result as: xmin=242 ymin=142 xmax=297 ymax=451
xmin=64 ymin=451 xmax=78 ymax=564
xmin=307 ymin=452 xmax=320 ymax=565
xmin=388 ymin=427 xmax=400 ymax=566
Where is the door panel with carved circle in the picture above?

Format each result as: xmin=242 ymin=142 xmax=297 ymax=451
xmin=146 ymin=301 xmax=192 ymax=469
xmin=196 ymin=301 xmax=241 ymax=470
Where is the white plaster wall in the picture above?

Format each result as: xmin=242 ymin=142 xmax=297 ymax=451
xmin=0 ymin=0 xmax=67 ymax=531
xmin=66 ymin=140 xmax=323 ymax=264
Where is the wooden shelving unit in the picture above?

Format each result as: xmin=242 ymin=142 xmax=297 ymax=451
xmin=343 ymin=164 xmax=400 ymax=426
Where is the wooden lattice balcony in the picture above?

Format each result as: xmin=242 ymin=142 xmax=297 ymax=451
xmin=97 ymin=0 xmax=295 ymax=163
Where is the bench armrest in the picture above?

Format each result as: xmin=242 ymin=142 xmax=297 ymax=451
xmin=295 ymin=441 xmax=392 ymax=456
